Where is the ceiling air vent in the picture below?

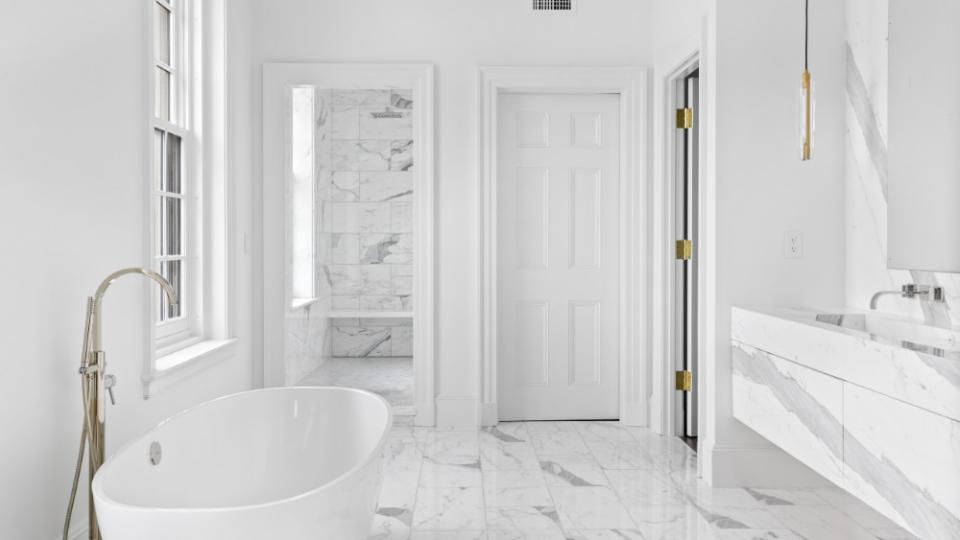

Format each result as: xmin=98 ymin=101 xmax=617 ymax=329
xmin=532 ymin=0 xmax=575 ymax=13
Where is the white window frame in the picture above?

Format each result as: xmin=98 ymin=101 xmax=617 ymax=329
xmin=145 ymin=0 xmax=235 ymax=396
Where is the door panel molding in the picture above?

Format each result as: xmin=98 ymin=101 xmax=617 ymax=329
xmin=478 ymin=66 xmax=650 ymax=426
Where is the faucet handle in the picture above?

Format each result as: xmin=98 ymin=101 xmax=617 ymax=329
xmin=932 ymin=286 xmax=946 ymax=302
xmin=104 ymin=374 xmax=117 ymax=405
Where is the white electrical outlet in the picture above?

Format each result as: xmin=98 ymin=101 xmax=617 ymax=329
xmin=784 ymin=231 xmax=803 ymax=259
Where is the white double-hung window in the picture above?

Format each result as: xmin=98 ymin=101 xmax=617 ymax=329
xmin=148 ymin=0 xmax=233 ymax=390
xmin=153 ymin=0 xmax=196 ymax=348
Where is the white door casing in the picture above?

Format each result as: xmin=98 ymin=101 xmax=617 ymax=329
xmin=478 ymin=67 xmax=649 ymax=427
xmin=497 ymin=93 xmax=621 ymax=421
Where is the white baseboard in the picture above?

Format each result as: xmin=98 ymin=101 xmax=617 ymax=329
xmin=435 ymin=395 xmax=478 ymax=428
xmin=480 ymin=402 xmax=497 ymax=426
xmin=414 ymin=399 xmax=435 ymax=427
xmin=705 ymin=443 xmax=834 ymax=488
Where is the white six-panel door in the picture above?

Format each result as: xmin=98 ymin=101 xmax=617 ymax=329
xmin=497 ymin=93 xmax=620 ymax=421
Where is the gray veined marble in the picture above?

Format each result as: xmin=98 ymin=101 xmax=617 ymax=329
xmin=360 ymin=172 xmax=413 ymax=202
xmin=390 ymin=139 xmax=414 ymax=171
xmin=732 ymin=328 xmax=960 ymax=539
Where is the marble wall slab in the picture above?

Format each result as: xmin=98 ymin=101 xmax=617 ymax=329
xmin=331 ymin=318 xmax=414 ymax=358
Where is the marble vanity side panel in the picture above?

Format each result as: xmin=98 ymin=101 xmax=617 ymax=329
xmin=731 ymin=342 xmax=846 ymax=486
xmin=842 ymin=383 xmax=960 ymax=539
xmin=732 ymin=307 xmax=960 ymax=421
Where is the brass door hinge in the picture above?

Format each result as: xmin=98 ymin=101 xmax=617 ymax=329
xmin=675 ymin=370 xmax=693 ymax=392
xmin=675 ymin=239 xmax=693 ymax=261
xmin=676 ymin=107 xmax=693 ymax=129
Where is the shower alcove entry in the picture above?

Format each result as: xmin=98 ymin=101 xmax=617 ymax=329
xmin=262 ymin=64 xmax=435 ymax=424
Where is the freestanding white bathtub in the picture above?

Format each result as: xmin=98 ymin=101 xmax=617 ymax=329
xmin=92 ymin=387 xmax=392 ymax=540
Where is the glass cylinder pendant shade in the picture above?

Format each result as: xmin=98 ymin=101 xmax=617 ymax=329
xmin=799 ymin=69 xmax=814 ymax=160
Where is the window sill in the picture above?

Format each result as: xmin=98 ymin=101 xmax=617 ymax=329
xmin=290 ymin=297 xmax=320 ymax=310
xmin=144 ymin=338 xmax=238 ymax=398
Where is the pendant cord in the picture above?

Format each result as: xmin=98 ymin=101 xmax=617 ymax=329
xmin=804 ymin=0 xmax=809 ymax=71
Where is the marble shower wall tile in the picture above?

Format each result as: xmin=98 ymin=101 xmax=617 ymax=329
xmin=331 ymin=319 xmax=414 ymax=358
xmin=318 ymin=87 xmax=415 ymax=317
xmin=360 ymin=172 xmax=413 ymax=202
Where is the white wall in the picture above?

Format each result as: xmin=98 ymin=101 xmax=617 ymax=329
xmin=845 ymin=0 xmax=960 ymax=324
xmin=249 ymin=0 xmax=655 ymax=423
xmin=651 ymin=0 xmax=848 ymax=486
xmin=0 ymin=1 xmax=256 ymax=537
xmin=706 ymin=0 xmax=847 ymax=486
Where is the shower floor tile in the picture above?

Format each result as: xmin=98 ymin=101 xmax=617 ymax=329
xmin=298 ymin=357 xmax=413 ymax=410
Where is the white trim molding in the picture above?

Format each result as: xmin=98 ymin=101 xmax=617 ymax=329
xmin=477 ymin=66 xmax=650 ymax=427
xmin=650 ymin=52 xmax=701 ymax=437
xmin=262 ymin=63 xmax=436 ymax=426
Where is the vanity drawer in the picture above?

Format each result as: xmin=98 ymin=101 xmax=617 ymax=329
xmin=842 ymin=384 xmax=960 ymax=539
xmin=732 ymin=342 xmax=845 ymax=486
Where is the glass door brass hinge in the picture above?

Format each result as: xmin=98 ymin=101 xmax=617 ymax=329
xmin=675 ymin=370 xmax=693 ymax=392
xmin=675 ymin=239 xmax=693 ymax=261
xmin=676 ymin=107 xmax=693 ymax=129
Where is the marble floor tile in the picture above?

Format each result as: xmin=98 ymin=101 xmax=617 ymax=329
xmin=485 ymin=506 xmax=566 ymax=539
xmin=604 ymin=468 xmax=687 ymax=507
xmin=567 ymin=531 xmax=645 ymax=540
xmin=629 ymin=503 xmax=719 ymax=540
xmin=412 ymin=486 xmax=485 ymax=531
xmin=767 ymin=505 xmax=878 ymax=540
xmin=549 ymin=486 xmax=637 ymax=530
xmin=480 ymin=441 xmax=541 ymax=471
xmin=420 ymin=458 xmax=482 ymax=487
xmin=524 ymin=421 xmax=591 ymax=455
xmin=482 ymin=469 xmax=552 ymax=507
xmin=370 ymin=421 xmax=915 ymax=540
xmin=572 ymin=421 xmax=637 ymax=443
xmin=586 ymin=440 xmax=657 ymax=470
xmin=410 ymin=531 xmax=487 ymax=540
xmin=715 ymin=530 xmax=805 ymax=540
xmin=540 ymin=454 xmax=609 ymax=487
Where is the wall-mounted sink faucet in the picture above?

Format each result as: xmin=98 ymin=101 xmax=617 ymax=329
xmin=869 ymin=283 xmax=945 ymax=310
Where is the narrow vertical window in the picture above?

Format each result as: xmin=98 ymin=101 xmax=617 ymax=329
xmin=152 ymin=0 xmax=192 ymax=341
xmin=290 ymin=87 xmax=316 ymax=304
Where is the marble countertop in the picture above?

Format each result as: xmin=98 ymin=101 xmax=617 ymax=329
xmin=732 ymin=305 xmax=960 ymax=422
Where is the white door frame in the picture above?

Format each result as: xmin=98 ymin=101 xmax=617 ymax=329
xmin=651 ymin=53 xmax=706 ymax=438
xmin=262 ymin=63 xmax=437 ymax=425
xmin=478 ymin=66 xmax=650 ymax=426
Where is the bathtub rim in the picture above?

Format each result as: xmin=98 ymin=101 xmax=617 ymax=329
xmin=91 ymin=386 xmax=394 ymax=514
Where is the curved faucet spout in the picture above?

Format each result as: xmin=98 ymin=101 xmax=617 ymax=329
xmin=92 ymin=267 xmax=178 ymax=309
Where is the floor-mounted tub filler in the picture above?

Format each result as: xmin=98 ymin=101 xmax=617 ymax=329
xmin=92 ymin=387 xmax=392 ymax=539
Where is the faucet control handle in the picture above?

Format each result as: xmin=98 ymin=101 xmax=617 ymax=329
xmin=932 ymin=286 xmax=946 ymax=302
xmin=104 ymin=374 xmax=117 ymax=405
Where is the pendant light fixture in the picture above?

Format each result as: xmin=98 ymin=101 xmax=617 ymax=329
xmin=800 ymin=0 xmax=814 ymax=161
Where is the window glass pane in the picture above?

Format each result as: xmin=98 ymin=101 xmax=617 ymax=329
xmin=160 ymin=260 xmax=182 ymax=321
xmin=155 ymin=67 xmax=170 ymax=121
xmin=164 ymin=132 xmax=181 ymax=193
xmin=153 ymin=129 xmax=164 ymax=190
xmin=161 ymin=197 xmax=182 ymax=256
xmin=154 ymin=3 xmax=171 ymax=65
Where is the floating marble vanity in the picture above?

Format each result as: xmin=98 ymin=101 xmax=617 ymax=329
xmin=732 ymin=306 xmax=960 ymax=539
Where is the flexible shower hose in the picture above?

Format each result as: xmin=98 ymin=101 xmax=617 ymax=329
xmin=63 ymin=298 xmax=96 ymax=540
